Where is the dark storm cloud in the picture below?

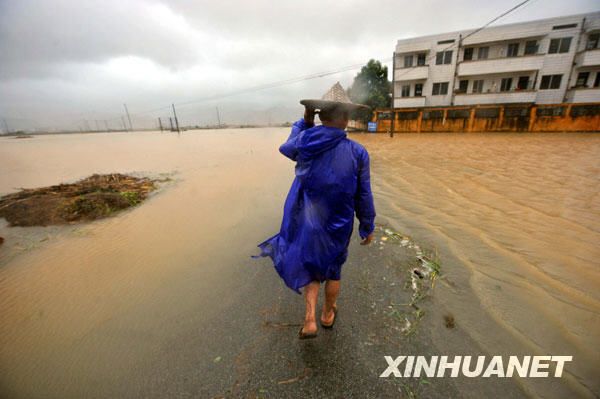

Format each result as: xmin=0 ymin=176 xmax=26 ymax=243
xmin=0 ymin=0 xmax=598 ymax=130
xmin=0 ymin=0 xmax=207 ymax=79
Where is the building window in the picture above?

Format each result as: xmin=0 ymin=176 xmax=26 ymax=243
xmin=415 ymin=83 xmax=423 ymax=96
xmin=472 ymin=80 xmax=484 ymax=93
xmin=576 ymin=72 xmax=590 ymax=87
xmin=438 ymin=39 xmax=455 ymax=44
xmin=540 ymin=74 xmax=562 ymax=90
xmin=404 ymin=55 xmax=413 ymax=68
xmin=432 ymin=82 xmax=449 ymax=95
xmin=478 ymin=47 xmax=489 ymax=60
xmin=500 ymin=78 xmax=513 ymax=92
xmin=517 ymin=76 xmax=530 ymax=90
xmin=436 ymin=50 xmax=453 ymax=65
xmin=552 ymin=24 xmax=577 ymax=30
xmin=463 ymin=47 xmax=474 ymax=61
xmin=417 ymin=53 xmax=426 ymax=66
xmin=457 ymin=80 xmax=469 ymax=93
xmin=401 ymin=85 xmax=410 ymax=97
xmin=595 ymin=73 xmax=600 ymax=88
xmin=444 ymin=50 xmax=453 ymax=64
xmin=548 ymin=37 xmax=572 ymax=54
xmin=587 ymin=33 xmax=600 ymax=50
xmin=507 ymin=43 xmax=519 ymax=57
xmin=524 ymin=40 xmax=538 ymax=55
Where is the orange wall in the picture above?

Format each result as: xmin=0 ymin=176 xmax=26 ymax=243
xmin=373 ymin=103 xmax=600 ymax=133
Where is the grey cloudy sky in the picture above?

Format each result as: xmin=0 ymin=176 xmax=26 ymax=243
xmin=0 ymin=0 xmax=598 ymax=131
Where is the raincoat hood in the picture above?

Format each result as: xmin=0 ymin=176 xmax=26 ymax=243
xmin=297 ymin=125 xmax=347 ymax=161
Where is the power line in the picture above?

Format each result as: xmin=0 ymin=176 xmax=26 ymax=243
xmin=393 ymin=0 xmax=533 ymax=82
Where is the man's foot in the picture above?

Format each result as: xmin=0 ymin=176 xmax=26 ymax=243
xmin=320 ymin=305 xmax=337 ymax=328
xmin=299 ymin=320 xmax=318 ymax=339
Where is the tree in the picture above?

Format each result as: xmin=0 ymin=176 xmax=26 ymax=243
xmin=347 ymin=59 xmax=391 ymax=122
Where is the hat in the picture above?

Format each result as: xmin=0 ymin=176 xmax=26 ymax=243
xmin=300 ymin=82 xmax=370 ymax=111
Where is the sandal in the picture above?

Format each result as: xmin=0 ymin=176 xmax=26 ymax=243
xmin=320 ymin=306 xmax=338 ymax=329
xmin=298 ymin=327 xmax=318 ymax=339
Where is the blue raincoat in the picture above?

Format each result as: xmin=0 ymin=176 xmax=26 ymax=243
xmin=254 ymin=118 xmax=376 ymax=293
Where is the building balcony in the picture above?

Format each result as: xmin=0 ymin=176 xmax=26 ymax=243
xmin=454 ymin=90 xmax=537 ymax=105
xmin=394 ymin=66 xmax=429 ymax=81
xmin=393 ymin=96 xmax=426 ymax=108
xmin=457 ymin=54 xmax=545 ymax=76
xmin=567 ymin=87 xmax=600 ymax=103
xmin=577 ymin=49 xmax=600 ymax=67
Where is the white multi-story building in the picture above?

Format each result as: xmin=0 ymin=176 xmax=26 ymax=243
xmin=393 ymin=12 xmax=600 ymax=108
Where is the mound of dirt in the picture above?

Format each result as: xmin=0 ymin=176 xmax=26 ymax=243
xmin=0 ymin=174 xmax=157 ymax=226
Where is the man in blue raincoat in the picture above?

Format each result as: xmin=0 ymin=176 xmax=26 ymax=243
xmin=255 ymin=94 xmax=376 ymax=339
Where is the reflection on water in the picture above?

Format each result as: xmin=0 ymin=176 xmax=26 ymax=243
xmin=0 ymin=130 xmax=599 ymax=398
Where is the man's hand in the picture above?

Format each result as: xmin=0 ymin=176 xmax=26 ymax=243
xmin=304 ymin=106 xmax=315 ymax=128
xmin=360 ymin=232 xmax=374 ymax=245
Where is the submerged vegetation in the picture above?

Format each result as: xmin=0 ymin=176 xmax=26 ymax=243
xmin=0 ymin=173 xmax=160 ymax=227
xmin=376 ymin=226 xmax=443 ymax=337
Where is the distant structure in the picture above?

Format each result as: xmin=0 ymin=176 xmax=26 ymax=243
xmin=321 ymin=82 xmax=353 ymax=103
xmin=392 ymin=11 xmax=600 ymax=107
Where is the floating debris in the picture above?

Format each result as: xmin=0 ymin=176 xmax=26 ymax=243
xmin=444 ymin=314 xmax=455 ymax=329
xmin=0 ymin=173 xmax=163 ymax=227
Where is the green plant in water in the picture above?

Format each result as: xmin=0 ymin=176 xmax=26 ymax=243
xmin=120 ymin=191 xmax=141 ymax=206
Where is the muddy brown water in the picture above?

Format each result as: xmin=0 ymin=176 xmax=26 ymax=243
xmin=0 ymin=129 xmax=599 ymax=398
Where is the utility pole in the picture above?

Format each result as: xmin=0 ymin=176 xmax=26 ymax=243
xmin=169 ymin=117 xmax=174 ymax=132
xmin=104 ymin=120 xmax=109 ymax=132
xmin=123 ymin=103 xmax=133 ymax=131
xmin=171 ymin=103 xmax=180 ymax=133
xmin=158 ymin=117 xmax=163 ymax=132
xmin=95 ymin=120 xmax=100 ymax=132
xmin=449 ymin=33 xmax=462 ymax=107
xmin=390 ymin=51 xmax=396 ymax=138
xmin=121 ymin=116 xmax=127 ymax=131
xmin=563 ymin=17 xmax=586 ymax=103
xmin=216 ymin=106 xmax=221 ymax=128
xmin=2 ymin=118 xmax=9 ymax=134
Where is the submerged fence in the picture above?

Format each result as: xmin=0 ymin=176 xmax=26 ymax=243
xmin=373 ymin=102 xmax=600 ymax=133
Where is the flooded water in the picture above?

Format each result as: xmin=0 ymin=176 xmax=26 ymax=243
xmin=0 ymin=129 xmax=599 ymax=398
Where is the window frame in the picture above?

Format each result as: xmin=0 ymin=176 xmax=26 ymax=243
xmin=477 ymin=47 xmax=489 ymax=60
xmin=472 ymin=79 xmax=484 ymax=93
xmin=414 ymin=83 xmax=423 ymax=96
xmin=401 ymin=84 xmax=411 ymax=97
xmin=443 ymin=50 xmax=453 ymax=64
xmin=549 ymin=37 xmax=572 ymax=54
xmin=500 ymin=77 xmax=513 ymax=92
xmin=404 ymin=55 xmax=413 ymax=68
xmin=432 ymin=82 xmax=449 ymax=95
xmin=576 ymin=72 xmax=590 ymax=87
xmin=540 ymin=74 xmax=563 ymax=90
xmin=517 ymin=76 xmax=530 ymax=90
xmin=587 ymin=33 xmax=600 ymax=50
xmin=463 ymin=47 xmax=474 ymax=61
xmin=507 ymin=43 xmax=519 ymax=57
xmin=436 ymin=50 xmax=453 ymax=65
xmin=524 ymin=40 xmax=538 ymax=55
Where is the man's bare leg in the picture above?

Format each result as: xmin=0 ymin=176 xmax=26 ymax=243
xmin=321 ymin=280 xmax=340 ymax=325
xmin=302 ymin=281 xmax=320 ymax=334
